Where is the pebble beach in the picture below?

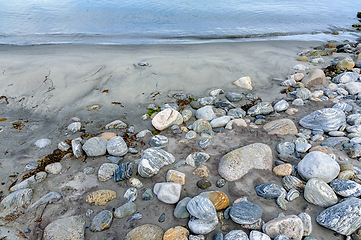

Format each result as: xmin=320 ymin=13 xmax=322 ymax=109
xmin=1 ymin=38 xmax=361 ymax=240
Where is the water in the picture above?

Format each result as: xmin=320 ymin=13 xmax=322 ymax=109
xmin=0 ymin=0 xmax=360 ymax=45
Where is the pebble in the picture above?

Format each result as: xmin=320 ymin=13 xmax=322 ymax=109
xmin=196 ymin=106 xmax=216 ymax=121
xmin=198 ymin=191 xmax=229 ymax=210
xmin=141 ymin=188 xmax=154 ymax=201
xmin=26 ymin=192 xmax=62 ymax=212
xmin=187 ymin=196 xmax=217 ymax=221
xmin=149 ymin=135 xmax=169 ymax=148
xmin=295 ymin=142 xmax=311 ymax=152
xmin=192 ymin=165 xmax=209 ymax=178
xmin=276 ymin=142 xmax=295 ymax=155
xmin=247 ymin=102 xmax=274 ymax=116
xmin=286 ymin=189 xmax=300 ymax=202
xmin=163 ymin=226 xmax=189 ymax=240
xmin=105 ymin=120 xmax=127 ymax=129
xmin=226 ymin=92 xmax=243 ymax=102
xmin=82 ymin=137 xmax=107 ymax=157
xmin=138 ymin=148 xmax=175 ymax=177
xmin=292 ymin=99 xmax=304 ymax=106
xmin=107 ymin=155 xmax=123 ymax=165
xmin=273 ymin=164 xmax=293 ymax=177
xmin=83 ymin=167 xmax=95 ymax=175
xmin=107 ymin=136 xmax=128 ymax=156
xmin=71 ymin=139 xmax=83 ymax=158
xmin=85 ymin=189 xmax=117 ymax=206
xmin=330 ymin=178 xmax=361 ymax=197
xmin=303 ymin=178 xmax=338 ymax=207
xmin=67 ymin=122 xmax=81 ymax=132
xmin=262 ymin=215 xmax=304 ymax=240
xmin=24 ymin=161 xmax=40 ymax=171
xmin=213 ymin=232 xmax=224 ymax=240
xmin=198 ymin=96 xmax=217 ymax=106
xmin=185 ymin=130 xmax=197 ymax=139
xmin=276 ymin=192 xmax=288 ymax=210
xmin=124 ymin=224 xmax=164 ymax=240
xmin=186 ymin=152 xmax=210 ymax=167
xmin=152 ymin=108 xmax=183 ymax=131
xmin=98 ymin=163 xmax=118 ymax=181
xmin=255 ymin=183 xmax=286 ymax=199
xmin=90 ymin=210 xmax=113 ymax=232
xmin=227 ymin=108 xmax=246 ymax=119
xmin=158 ymin=213 xmax=165 ymax=222
xmin=34 ymin=138 xmax=51 ymax=148
xmin=210 ymin=116 xmax=231 ymax=128
xmin=86 ymin=209 xmax=94 ymax=217
xmin=161 ymin=103 xmax=179 ymax=111
xmin=0 ymin=188 xmax=33 ymax=209
xmin=114 ymin=162 xmax=133 ymax=182
xmin=282 ymin=176 xmax=306 ymax=192
xmin=224 ymin=230 xmax=249 ymax=240
xmin=230 ymin=200 xmax=263 ymax=224
xmin=274 ymin=99 xmax=289 ymax=112
xmin=166 ymin=169 xmax=186 ymax=185
xmin=43 ymin=215 xmax=85 ymax=239
xmin=114 ymin=202 xmax=137 ymax=218
xmin=174 ymin=197 xmax=191 ymax=219
xmin=124 ymin=187 xmax=137 ymax=202
xmin=249 ymin=230 xmax=271 ymax=240
xmin=153 ymin=182 xmax=182 ymax=204
xmin=216 ymin=179 xmax=226 ymax=188
xmin=182 ymin=109 xmax=193 ymax=122
xmin=136 ymin=129 xmax=152 ymax=138
xmin=188 ymin=217 xmax=218 ymax=235
xmin=196 ymin=179 xmax=211 ymax=189
xmin=233 ymin=76 xmax=253 ymax=90
xmin=45 ymin=162 xmax=62 ymax=174
xmin=299 ymin=108 xmax=346 ymax=132
xmin=298 ymin=212 xmax=312 ymax=236
xmin=199 ymin=138 xmax=211 ymax=148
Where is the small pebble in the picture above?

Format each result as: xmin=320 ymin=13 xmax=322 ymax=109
xmin=196 ymin=179 xmax=212 ymax=189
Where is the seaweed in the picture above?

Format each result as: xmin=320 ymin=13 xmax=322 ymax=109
xmin=240 ymin=97 xmax=262 ymax=112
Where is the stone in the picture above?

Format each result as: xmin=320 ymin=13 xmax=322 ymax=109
xmin=296 ymin=88 xmax=312 ymax=100
xmin=213 ymin=232 xmax=224 ymax=240
xmin=263 ymin=119 xmax=298 ymax=135
xmin=166 ymin=170 xmax=186 ymax=185
xmin=82 ymin=137 xmax=107 ymax=157
xmin=142 ymin=188 xmax=154 ymax=201
xmin=114 ymin=202 xmax=137 ymax=218
xmin=297 ymin=151 xmax=340 ymax=182
xmin=195 ymin=106 xmax=216 ymax=121
xmin=276 ymin=142 xmax=295 ymax=155
xmin=333 ymin=102 xmax=352 ymax=113
xmin=286 ymin=189 xmax=300 ymax=202
xmin=299 ymin=108 xmax=346 ymax=132
xmin=26 ymin=192 xmax=62 ymax=212
xmin=174 ymin=197 xmax=191 ymax=219
xmin=330 ymin=178 xmax=361 ymax=197
xmin=188 ymin=217 xmax=218 ymax=235
xmin=228 ymin=108 xmax=246 ymax=119
xmin=193 ymin=119 xmax=212 ymax=133
xmin=187 ymin=196 xmax=217 ymax=221
xmin=214 ymin=100 xmax=234 ymax=109
xmin=68 ymin=122 xmax=81 ymax=132
xmin=150 ymin=135 xmax=169 ymax=148
xmin=34 ymin=138 xmax=51 ymax=148
xmin=316 ymin=197 xmax=361 ymax=236
xmin=345 ymin=82 xmax=361 ymax=95
xmin=105 ymin=120 xmax=127 ymax=129
xmin=304 ymin=178 xmax=338 ymax=207
xmin=124 ymin=187 xmax=138 ymax=202
xmin=332 ymin=72 xmax=361 ymax=84
xmin=292 ymin=64 xmax=309 ymax=72
xmin=136 ymin=129 xmax=152 ymax=138
xmin=163 ymin=226 xmax=189 ymax=240
xmin=192 ymin=165 xmax=209 ymax=178
xmin=186 ymin=152 xmax=210 ymax=167
xmin=161 ymin=103 xmax=179 ymax=111
xmin=276 ymin=192 xmax=288 ymax=210
xmin=71 ymin=139 xmax=83 ymax=158
xmin=198 ymin=97 xmax=217 ymax=106
xmin=226 ymin=92 xmax=243 ymax=102
xmin=124 ymin=224 xmax=164 ymax=240
xmin=230 ymin=201 xmax=262 ymax=225
xmin=225 ymin=119 xmax=247 ymax=129
xmin=85 ymin=190 xmax=116 ymax=206
xmin=295 ymin=142 xmax=311 ymax=153
xmin=210 ymin=116 xmax=231 ymax=128
xmin=273 ymin=164 xmax=293 ymax=177
xmin=274 ymin=234 xmax=290 ymax=240
xmin=297 ymin=56 xmax=308 ymax=61
xmin=262 ymin=215 xmax=303 ymax=240
xmin=301 ymin=69 xmax=326 ymax=87
xmin=198 ymin=191 xmax=229 ymax=210
xmin=321 ymin=137 xmax=349 ymax=147
xmin=224 ymin=230 xmax=249 ymax=240
xmin=249 ymin=230 xmax=271 ymax=240
xmin=107 ymin=136 xmax=128 ymax=156
xmin=218 ymin=143 xmax=273 ymax=182
xmin=255 ymin=183 xmax=286 ymax=199
xmin=152 ymin=108 xmax=183 ymax=130
xmin=308 ymin=145 xmax=329 ymax=154
xmin=153 ymin=182 xmax=182 ymax=204
xmin=158 ymin=214 xmax=165 ymax=223
xmin=337 ymin=58 xmax=355 ymax=70
xmin=247 ymin=102 xmax=274 ymax=116
xmin=282 ymin=176 xmax=306 ymax=192
xmin=114 ymin=162 xmax=134 ymax=182
xmin=0 ymin=188 xmax=33 ymax=209
xmin=233 ymin=76 xmax=253 ymax=90
xmin=24 ymin=161 xmax=40 ymax=171
xmin=98 ymin=163 xmax=118 ymax=181
xmin=216 ymin=179 xmax=227 ymax=188
xmin=182 ymin=109 xmax=193 ymax=122
xmin=138 ymin=148 xmax=175 ymax=177
xmin=274 ymin=100 xmax=289 ymax=112
xmin=298 ymin=213 xmax=312 ymax=236
xmin=98 ymin=132 xmax=117 ymax=141
xmin=45 ymin=162 xmax=62 ymax=174
xmin=90 ymin=210 xmax=113 ymax=232
xmin=197 ymin=179 xmax=212 ymax=189
xmin=43 ymin=215 xmax=85 ymax=240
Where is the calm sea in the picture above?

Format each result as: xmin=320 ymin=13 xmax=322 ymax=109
xmin=0 ymin=0 xmax=360 ymax=45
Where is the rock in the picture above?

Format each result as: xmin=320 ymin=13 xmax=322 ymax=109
xmin=197 ymin=179 xmax=212 ymax=189
xmin=198 ymin=97 xmax=217 ymax=106
xmin=192 ymin=165 xmax=209 ymax=178
xmin=255 ymin=183 xmax=286 ymax=199
xmin=247 ymin=102 xmax=274 ymax=116
xmin=45 ymin=162 xmax=62 ymax=174
xmin=224 ymin=230 xmax=249 ymax=240
xmin=299 ymin=108 xmax=346 ymax=132
xmin=114 ymin=202 xmax=137 ymax=218
xmin=67 ymin=122 xmax=81 ymax=132
xmin=98 ymin=132 xmax=117 ymax=141
xmin=263 ymin=119 xmax=298 ymax=135
xmin=276 ymin=192 xmax=288 ymax=210
xmin=105 ymin=120 xmax=127 ymax=129
xmin=286 ymin=189 xmax=300 ymax=202
xmin=71 ymin=139 xmax=83 ymax=158
xmin=142 ymin=188 xmax=154 ymax=201
xmin=262 ymin=215 xmax=303 ymax=240
xmin=198 ymin=191 xmax=229 ymax=210
xmin=124 ymin=224 xmax=164 ymax=240
xmin=174 ymin=197 xmax=191 ymax=219
xmin=26 ymin=192 xmax=62 ymax=212
xmin=24 ymin=161 xmax=40 ymax=171
xmin=43 ymin=215 xmax=85 ymax=240
xmin=114 ymin=162 xmax=134 ymax=182
xmin=308 ymin=145 xmax=329 ymax=154
xmin=333 ymin=102 xmax=352 ymax=113
xmin=225 ymin=119 xmax=248 ymax=129
xmin=274 ymin=100 xmax=289 ymax=112
xmin=185 ymin=130 xmax=197 ymax=139
xmin=149 ymin=135 xmax=169 ymax=148
xmin=166 ymin=169 xmax=186 ymax=185
xmin=124 ymin=187 xmax=138 ymax=202
xmin=138 ymin=148 xmax=175 ymax=177
xmin=107 ymin=136 xmax=128 ymax=156
xmin=136 ymin=129 xmax=152 ymax=138
xmin=82 ymin=137 xmax=107 ymax=157
xmin=292 ymin=64 xmax=309 ymax=72
xmin=273 ymin=164 xmax=292 ymax=177
xmin=210 ymin=116 xmax=231 ymax=128
xmin=216 ymin=179 xmax=227 ymax=188
xmin=249 ymin=230 xmax=271 ymax=240
xmin=226 ymin=92 xmax=243 ymax=102
xmin=274 ymin=234 xmax=290 ymax=240
xmin=296 ymin=88 xmax=312 ymax=100
xmin=230 ymin=200 xmax=262 ymax=225
xmin=186 ymin=152 xmax=210 ymax=167
xmin=304 ymin=178 xmax=338 ymax=207
xmin=276 ymin=142 xmax=295 ymax=155
xmin=218 ymin=143 xmax=273 ymax=182
xmin=297 ymin=56 xmax=308 ymax=61
xmin=233 ymin=76 xmax=253 ymax=90
xmin=301 ymin=69 xmax=326 ymax=87
xmin=227 ymin=108 xmax=246 ymax=119
xmin=152 ymin=108 xmax=183 ymax=131
xmin=282 ymin=176 xmax=305 ymax=192
xmin=10 ymin=177 xmax=34 ymax=192
xmin=196 ymin=106 xmax=216 ymax=121
xmin=295 ymin=142 xmax=311 ymax=153
xmin=188 ymin=217 xmax=218 ymax=235
xmin=153 ymin=182 xmax=182 ymax=204
xmin=0 ymin=188 xmax=33 ymax=209
xmin=98 ymin=163 xmax=118 ymax=181
xmin=298 ymin=213 xmax=312 ymax=236
xmin=34 ymin=138 xmax=51 ymax=148
xmin=337 ymin=58 xmax=355 ymax=70
xmin=330 ymin=179 xmax=361 ymax=197
xmin=90 ymin=210 xmax=113 ymax=232
xmin=85 ymin=190 xmax=116 ymax=206
xmin=213 ymin=232 xmax=224 ymax=240
xmin=161 ymin=103 xmax=179 ymax=111
xmin=187 ymin=196 xmax=217 ymax=221
xmin=345 ymin=82 xmax=361 ymax=95
xmin=163 ymin=226 xmax=189 ymax=240
xmin=332 ymin=72 xmax=361 ymax=84
xmin=316 ymin=197 xmax=361 ymax=236
xmin=297 ymin=151 xmax=340 ymax=182
xmin=182 ymin=109 xmax=193 ymax=122
xmin=193 ymin=119 xmax=212 ymax=133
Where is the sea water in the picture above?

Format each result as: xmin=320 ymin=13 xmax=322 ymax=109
xmin=0 ymin=0 xmax=360 ymax=45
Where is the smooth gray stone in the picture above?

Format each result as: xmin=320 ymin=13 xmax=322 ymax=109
xmin=292 ymin=99 xmax=303 ymax=106
xmin=187 ymin=196 xmax=217 ymax=221
xmin=174 ymin=197 xmax=191 ymax=219
xmin=247 ymin=102 xmax=274 ymax=116
xmin=356 ymin=61 xmax=361 ymax=68
xmin=138 ymin=148 xmax=175 ymax=177
xmin=333 ymin=102 xmax=353 ymax=112
xmin=43 ymin=215 xmax=85 ymax=240
xmin=141 ymin=188 xmax=154 ymax=201
xmin=186 ymin=152 xmax=210 ymax=167
xmin=107 ymin=156 xmax=123 ymax=165
xmin=299 ymin=108 xmax=346 ymax=132
xmin=330 ymin=179 xmax=361 ymax=197
xmin=230 ymin=200 xmax=262 ymax=224
xmin=297 ymin=151 xmax=340 ymax=183
xmin=196 ymin=106 xmax=216 ymax=121
xmin=227 ymin=108 xmax=246 ymax=119
xmin=276 ymin=142 xmax=295 ymax=155
xmin=193 ymin=119 xmax=212 ymax=133
xmin=226 ymin=92 xmax=243 ymax=102
xmin=26 ymin=192 xmax=62 ymax=212
xmin=114 ymin=202 xmax=137 ymax=218
xmin=149 ymin=135 xmax=169 ymax=148
xmin=188 ymin=216 xmax=218 ymax=235
xmin=198 ymin=97 xmax=218 ymax=106
xmin=304 ymin=178 xmax=338 ymax=207
xmin=210 ymin=89 xmax=224 ymax=97
xmin=347 ymin=124 xmax=361 ymax=134
xmin=274 ymin=234 xmax=290 ymax=240
xmin=295 ymin=142 xmax=311 ymax=153
xmin=332 ymin=72 xmax=361 ymax=84
xmin=274 ymin=99 xmax=289 ymax=112
xmin=328 ymin=131 xmax=346 ymax=137
xmin=107 ymin=136 xmax=128 ymax=157
xmin=277 ymin=154 xmax=299 ymax=164
xmin=174 ymin=160 xmax=186 ymax=168
xmin=24 ymin=161 xmax=40 ymax=171
xmin=190 ymin=100 xmax=202 ymax=109
xmin=282 ymin=176 xmax=305 ymax=192
xmin=124 ymin=187 xmax=137 ymax=202
xmin=71 ymin=139 xmax=83 ymax=158
xmin=114 ymin=162 xmax=133 ymax=182
xmin=173 ymin=92 xmax=190 ymax=100
xmin=10 ymin=177 xmax=34 ymax=192
xmin=255 ymin=183 xmax=286 ymax=199
xmin=224 ymin=230 xmax=249 ymax=240
xmin=185 ymin=130 xmax=197 ymax=140
xmin=286 ymin=189 xmax=300 ymax=202
xmin=316 ymin=197 xmax=361 ymax=235
xmin=249 ymin=230 xmax=271 ymax=240
xmin=90 ymin=210 xmax=113 ymax=232
xmin=82 ymin=137 xmax=107 ymax=157
xmin=0 ymin=188 xmax=33 ymax=209
xmin=160 ymin=103 xmax=179 ymax=111
xmin=320 ymin=137 xmax=349 ymax=147
xmin=296 ymin=88 xmax=312 ymax=100
xmin=210 ymin=116 xmax=231 ymax=128
xmin=199 ymin=138 xmax=211 ymax=149
xmin=298 ymin=213 xmax=312 ymax=236
xmin=213 ymin=233 xmax=223 ymax=240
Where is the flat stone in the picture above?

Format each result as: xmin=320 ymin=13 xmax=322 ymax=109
xmin=187 ymin=196 xmax=217 ymax=221
xmin=218 ymin=143 xmax=273 ymax=182
xmin=227 ymin=108 xmax=246 ymax=119
xmin=45 ymin=162 xmax=62 ymax=174
xmin=114 ymin=202 xmax=137 ymax=218
xmin=166 ymin=169 xmax=186 ymax=185
xmin=247 ymin=102 xmax=274 ymax=116
xmin=304 ymin=178 xmax=338 ymax=207
xmin=193 ymin=119 xmax=212 ymax=133
xmin=149 ymin=135 xmax=169 ymax=148
xmin=192 ymin=165 xmax=209 ymax=178
xmin=224 ymin=230 xmax=249 ymax=240
xmin=255 ymin=183 xmax=286 ymax=199
xmin=124 ymin=187 xmax=138 ymax=202
xmin=298 ymin=213 xmax=312 ymax=236
xmin=34 ymin=138 xmax=51 ymax=148
xmin=295 ymin=142 xmax=311 ymax=153
xmin=182 ymin=109 xmax=193 ymax=122
xmin=174 ymin=197 xmax=191 ymax=219
xmin=24 ymin=161 xmax=40 ymax=172
xmin=274 ymin=100 xmax=289 ymax=112
xmin=292 ymin=64 xmax=309 ymax=72
xmin=226 ymin=92 xmax=243 ymax=102
xmin=107 ymin=136 xmax=128 ymax=156
xmin=262 ymin=215 xmax=303 ymax=240
xmin=114 ymin=162 xmax=134 ymax=182
xmin=316 ymin=197 xmax=361 ymax=236
xmin=186 ymin=152 xmax=210 ymax=167
xmin=301 ymin=69 xmax=326 ymax=87
xmin=233 ymin=76 xmax=253 ymax=90
xmin=332 ymin=72 xmax=361 ymax=84
xmin=43 ymin=215 xmax=85 ymax=240
xmin=98 ymin=163 xmax=118 ymax=181
xmin=105 ymin=120 xmax=127 ymax=129
xmin=0 ymin=188 xmax=33 ymax=209
xmin=263 ymin=119 xmax=297 ymax=135
xmin=163 ymin=226 xmax=189 ymax=240
xmin=276 ymin=142 xmax=295 ymax=155
xmin=85 ymin=190 xmax=116 ymax=206
xmin=67 ymin=122 xmax=81 ymax=132
xmin=297 ymin=151 xmax=340 ymax=182
xmin=195 ymin=106 xmax=216 ymax=121
xmin=152 ymin=108 xmax=183 ymax=131
xmin=273 ymin=164 xmax=293 ymax=177
xmin=345 ymin=82 xmax=361 ymax=95
xmin=198 ymin=191 xmax=229 ymax=210
xmin=321 ymin=137 xmax=349 ymax=147
xmin=161 ymin=103 xmax=179 ymax=111
xmin=153 ymin=182 xmax=182 ymax=204
xmin=188 ymin=217 xmax=218 ymax=235
xmin=249 ymin=230 xmax=271 ymax=240
xmin=26 ymin=192 xmax=62 ymax=212
xmin=210 ymin=116 xmax=231 ymax=128
xmin=299 ymin=108 xmax=346 ymax=132
xmin=90 ymin=210 xmax=113 ymax=232
xmin=330 ymin=178 xmax=361 ymax=197
xmin=124 ymin=224 xmax=164 ymax=240
xmin=230 ymin=200 xmax=263 ymax=224
xmin=82 ymin=137 xmax=107 ymax=157
xmin=142 ymin=188 xmax=154 ymax=201
xmin=198 ymin=97 xmax=217 ymax=106
xmin=197 ymin=179 xmax=212 ymax=189
xmin=138 ymin=148 xmax=175 ymax=177
xmin=296 ymin=88 xmax=312 ymax=100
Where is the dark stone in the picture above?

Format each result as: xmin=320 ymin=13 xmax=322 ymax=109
xmin=216 ymin=179 xmax=226 ymax=188
xmin=230 ymin=200 xmax=262 ymax=224
xmin=330 ymin=178 xmax=361 ymax=197
xmin=197 ymin=179 xmax=212 ymax=189
xmin=226 ymin=92 xmax=243 ymax=102
xmin=107 ymin=156 xmax=123 ymax=165
xmin=227 ymin=108 xmax=246 ymax=119
xmin=255 ymin=183 xmax=286 ymax=199
xmin=213 ymin=232 xmax=224 ymax=240
xmin=141 ymin=188 xmax=154 ymax=201
xmin=214 ymin=100 xmax=234 ymax=109
xmin=158 ymin=213 xmax=165 ymax=222
xmin=114 ymin=162 xmax=134 ymax=182
xmin=190 ymin=101 xmax=202 ymax=109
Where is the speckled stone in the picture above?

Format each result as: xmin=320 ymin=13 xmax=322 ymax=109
xmin=153 ymin=182 xmax=182 ymax=204
xmin=227 ymin=108 xmax=246 ymax=119
xmin=186 ymin=152 xmax=210 ymax=167
xmin=273 ymin=164 xmax=293 ymax=177
xmin=125 ymin=224 xmax=164 ymax=240
xmin=304 ymin=178 xmax=338 ymax=207
xmin=114 ymin=202 xmax=137 ymax=218
xmin=124 ymin=187 xmax=138 ymax=202
xmin=218 ymin=143 xmax=273 ymax=182
xmin=85 ymin=190 xmax=116 ymax=206
xmin=255 ymin=183 xmax=286 ymax=199
xmin=193 ymin=119 xmax=213 ymax=133
xmin=166 ymin=169 xmax=186 ymax=185
xmin=192 ymin=165 xmax=209 ymax=178
xmin=330 ymin=178 xmax=361 ymax=197
xmin=98 ymin=163 xmax=118 ymax=181
xmin=83 ymin=167 xmax=95 ymax=175
xmin=298 ymin=213 xmax=312 ymax=236
xmin=138 ymin=148 xmax=175 ymax=177
xmin=216 ymin=179 xmax=226 ymax=188
xmin=276 ymin=142 xmax=295 ymax=155
xmin=282 ymin=176 xmax=306 ymax=192
xmin=90 ymin=210 xmax=113 ymax=232
xmin=195 ymin=106 xmax=216 ymax=121
xmin=299 ymin=108 xmax=346 ymax=132
xmin=198 ymin=191 xmax=229 ymax=210
xmin=263 ymin=119 xmax=298 ymax=135
xmin=71 ymin=139 xmax=83 ymax=158
xmin=163 ymin=226 xmax=189 ymax=240
xmin=247 ymin=102 xmax=274 ymax=116
xmin=107 ymin=136 xmax=128 ymax=157
xmin=187 ymin=196 xmax=217 ymax=221
xmin=105 ymin=119 xmax=127 ymax=129
xmin=224 ymin=230 xmax=248 ymax=240
xmin=0 ymin=188 xmax=33 ymax=209
xmin=262 ymin=215 xmax=304 ymax=240
xmin=43 ymin=215 xmax=85 ymax=240
xmin=230 ymin=200 xmax=263 ymax=224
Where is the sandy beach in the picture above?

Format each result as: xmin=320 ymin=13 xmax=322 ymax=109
xmin=0 ymin=40 xmax=360 ymax=239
